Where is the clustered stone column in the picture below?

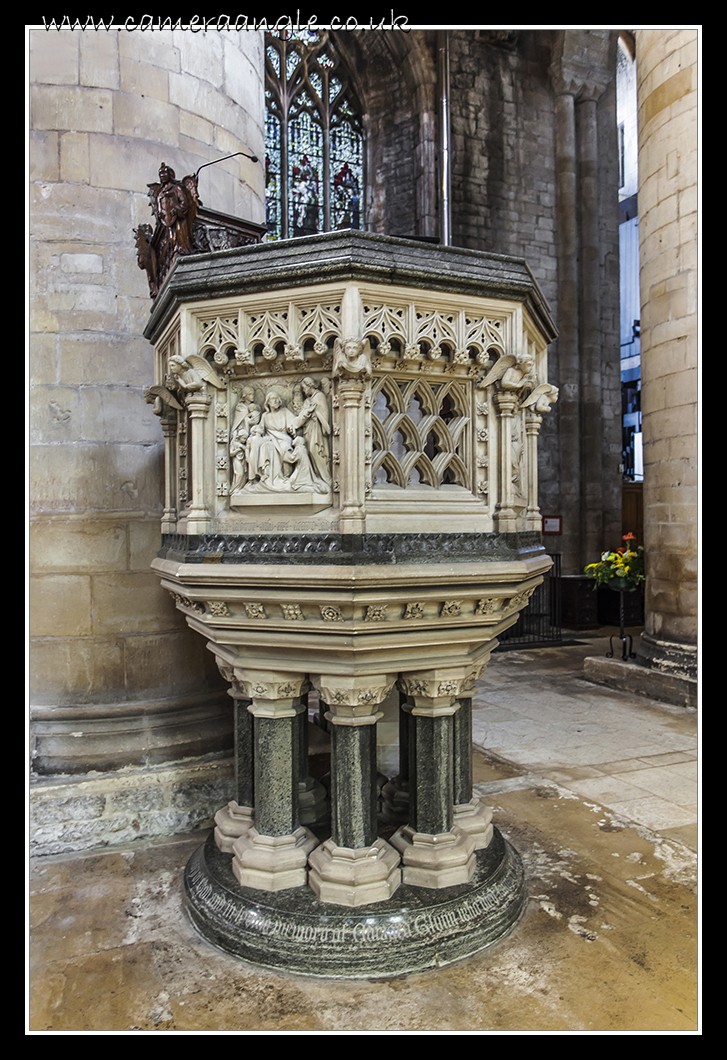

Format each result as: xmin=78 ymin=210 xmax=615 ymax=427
xmin=212 ymin=664 xmax=493 ymax=907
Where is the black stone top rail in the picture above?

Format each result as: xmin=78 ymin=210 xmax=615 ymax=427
xmin=144 ymin=230 xmax=557 ymax=346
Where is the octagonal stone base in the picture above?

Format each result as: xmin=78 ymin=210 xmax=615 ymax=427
xmin=184 ymin=828 xmax=526 ymax=978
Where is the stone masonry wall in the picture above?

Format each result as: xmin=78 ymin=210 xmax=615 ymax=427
xmin=29 ymin=29 xmax=265 ymax=778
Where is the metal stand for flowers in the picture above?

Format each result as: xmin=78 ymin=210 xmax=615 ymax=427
xmin=606 ymin=580 xmax=636 ymax=661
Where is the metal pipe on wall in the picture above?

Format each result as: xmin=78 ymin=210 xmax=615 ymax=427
xmin=438 ymin=30 xmax=452 ymax=246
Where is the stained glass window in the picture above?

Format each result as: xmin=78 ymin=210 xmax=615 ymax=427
xmin=265 ymin=31 xmax=364 ymax=240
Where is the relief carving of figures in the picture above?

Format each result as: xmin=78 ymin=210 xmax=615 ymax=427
xmin=229 ymin=386 xmax=262 ymax=491
xmin=240 ymin=386 xmax=330 ymax=496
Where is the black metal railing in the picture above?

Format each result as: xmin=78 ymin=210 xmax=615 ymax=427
xmin=495 ymin=553 xmax=562 ymax=650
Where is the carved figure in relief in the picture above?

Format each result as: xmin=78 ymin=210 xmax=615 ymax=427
xmin=477 ymin=353 xmax=534 ymax=393
xmin=519 ymin=383 xmax=559 ymax=414
xmin=168 ymin=354 xmax=205 ymax=394
xmin=244 ymin=391 xmax=298 ymax=492
xmin=169 ymin=353 xmax=226 ymax=396
xmin=144 ymin=383 xmax=183 ymax=417
xmin=292 ymin=377 xmax=331 ymax=487
xmin=288 ymin=434 xmax=329 ymax=493
xmin=332 ymin=336 xmax=372 ymax=379
xmin=229 ymin=386 xmax=262 ymax=491
xmin=134 ymin=224 xmax=158 ymax=297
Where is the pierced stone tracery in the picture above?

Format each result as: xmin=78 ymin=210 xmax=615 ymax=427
xmin=370 ymin=375 xmax=471 ymax=491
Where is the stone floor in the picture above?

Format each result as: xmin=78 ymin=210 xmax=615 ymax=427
xmin=28 ymin=628 xmax=699 ymax=1033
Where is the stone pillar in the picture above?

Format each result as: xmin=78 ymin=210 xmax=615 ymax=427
xmin=231 ymin=672 xmax=318 ymax=892
xmin=391 ymin=671 xmax=476 ymax=887
xmin=634 ymin=29 xmax=698 ymax=681
xmin=213 ymin=662 xmax=254 ymax=853
xmin=525 ymin=410 xmax=544 ymax=529
xmin=452 ymin=692 xmax=494 ymax=849
xmin=494 ymin=391 xmax=519 ymax=531
xmin=577 ymin=89 xmax=606 ymax=566
xmin=295 ymin=692 xmax=328 ymax=826
xmin=307 ymin=674 xmax=401 ymax=906
xmin=185 ymin=391 xmax=212 ymax=530
xmin=381 ymin=691 xmax=411 ymax=823
xmin=550 ymin=77 xmax=582 ymax=573
xmin=160 ymin=412 xmax=178 ymax=532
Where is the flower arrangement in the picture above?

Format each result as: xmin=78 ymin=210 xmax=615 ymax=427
xmin=584 ymin=533 xmax=645 ymax=591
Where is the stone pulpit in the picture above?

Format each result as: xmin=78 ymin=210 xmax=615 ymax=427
xmin=144 ymin=229 xmax=558 ymax=977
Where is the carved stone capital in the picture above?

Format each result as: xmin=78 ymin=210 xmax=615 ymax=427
xmin=233 ymin=669 xmax=310 ymax=717
xmin=398 ymin=668 xmax=469 ymax=715
xmin=313 ymin=673 xmax=396 ymax=722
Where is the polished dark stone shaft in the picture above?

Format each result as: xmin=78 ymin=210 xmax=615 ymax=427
xmin=408 ymin=712 xmax=455 ymax=835
xmin=330 ymin=721 xmax=378 ymax=848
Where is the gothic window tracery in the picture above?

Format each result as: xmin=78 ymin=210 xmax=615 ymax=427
xmin=265 ymin=30 xmax=364 ymax=240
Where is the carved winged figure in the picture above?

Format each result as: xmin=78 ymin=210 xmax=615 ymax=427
xmin=519 ymin=383 xmax=559 ymax=414
xmin=477 ymin=353 xmax=535 ymax=392
xmin=332 ymin=336 xmax=372 ymax=379
xmin=147 ymin=163 xmax=201 ymax=256
xmin=144 ymin=384 xmax=183 ymax=417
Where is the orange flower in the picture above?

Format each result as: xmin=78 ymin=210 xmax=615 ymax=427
xmin=623 ymin=532 xmax=635 ymax=541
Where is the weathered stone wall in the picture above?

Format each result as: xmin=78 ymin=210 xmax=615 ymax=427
xmin=634 ymin=29 xmax=698 ymax=675
xmin=29 ymin=28 xmax=265 ymax=793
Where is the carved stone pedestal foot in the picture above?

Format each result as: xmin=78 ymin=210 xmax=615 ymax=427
xmin=308 ymin=836 xmax=401 ymax=906
xmin=298 ymin=776 xmax=328 ymax=826
xmin=232 ymin=825 xmax=318 ymax=892
xmin=454 ymin=798 xmax=494 ymax=850
xmin=381 ymin=775 xmax=410 ymax=823
xmin=391 ymin=824 xmax=476 ymax=888
xmin=214 ymin=800 xmax=254 ymax=853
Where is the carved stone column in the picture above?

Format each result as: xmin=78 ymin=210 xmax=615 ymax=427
xmin=184 ymin=390 xmax=212 ymax=531
xmin=231 ymin=671 xmax=318 ymax=892
xmin=160 ymin=412 xmax=178 ymax=533
xmin=213 ymin=662 xmax=254 ymax=853
xmin=295 ymin=692 xmax=328 ymax=826
xmin=451 ymin=680 xmax=493 ymax=849
xmin=524 ymin=409 xmax=544 ymax=530
xmin=307 ymin=674 xmax=401 ymax=906
xmin=335 ymin=376 xmax=367 ymax=533
xmin=391 ymin=670 xmax=476 ymax=887
xmin=381 ymin=691 xmax=411 ymax=823
xmin=494 ymin=391 xmax=519 ymax=532
xmin=333 ymin=325 xmax=371 ymax=534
